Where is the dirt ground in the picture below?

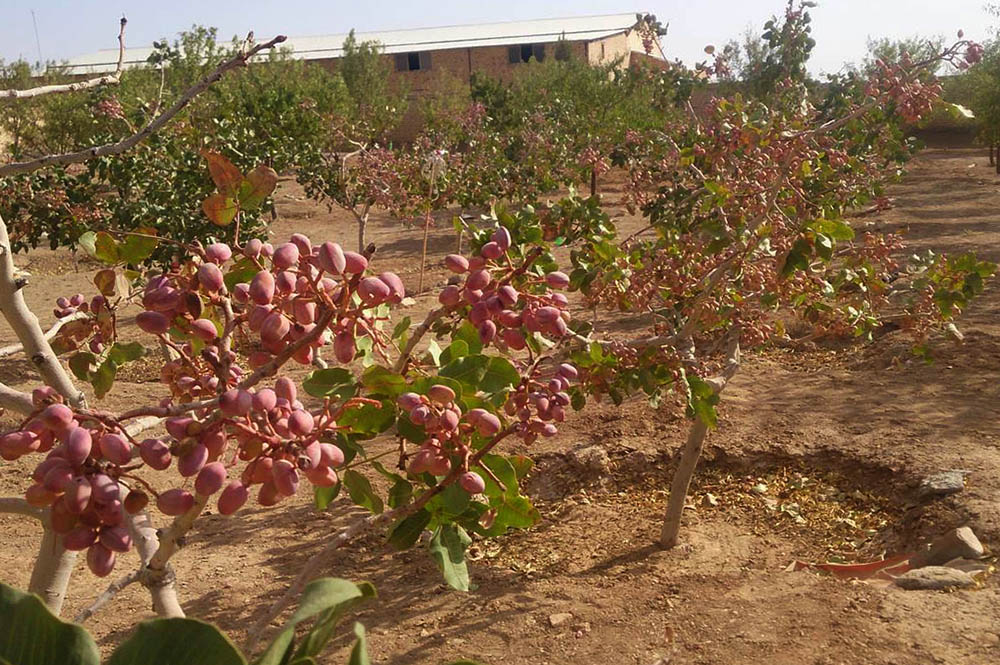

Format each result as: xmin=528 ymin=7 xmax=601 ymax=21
xmin=2 ymin=146 xmax=1000 ymax=665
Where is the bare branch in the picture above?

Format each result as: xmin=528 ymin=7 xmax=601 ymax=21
xmin=0 ymin=34 xmax=288 ymax=177
xmin=0 ymin=311 xmax=87 ymax=357
xmin=73 ymin=569 xmax=139 ymax=623
xmin=1 ymin=18 xmax=128 ymax=100
xmin=0 ymin=497 xmax=44 ymax=520
xmin=0 ymin=381 xmax=34 ymax=414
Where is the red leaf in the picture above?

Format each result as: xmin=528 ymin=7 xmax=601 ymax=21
xmin=201 ymin=150 xmax=244 ymax=197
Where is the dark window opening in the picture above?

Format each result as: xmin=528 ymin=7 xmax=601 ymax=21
xmin=508 ymin=43 xmax=546 ymax=64
xmin=394 ymin=51 xmax=431 ymax=71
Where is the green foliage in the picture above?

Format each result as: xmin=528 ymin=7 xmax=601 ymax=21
xmin=0 ymin=580 xmax=486 ymax=665
xmin=339 ymin=30 xmax=408 ymax=142
xmin=0 ymin=26 xmax=348 ymax=263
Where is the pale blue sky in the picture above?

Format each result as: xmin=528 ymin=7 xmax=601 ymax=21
xmin=0 ymin=1 xmax=993 ymax=75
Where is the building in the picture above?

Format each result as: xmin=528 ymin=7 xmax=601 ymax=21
xmin=63 ymin=13 xmax=664 ymax=136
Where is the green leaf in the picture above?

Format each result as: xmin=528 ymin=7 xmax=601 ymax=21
xmin=118 ymin=228 xmax=159 ymax=264
xmin=91 ymin=360 xmax=118 ymax=399
xmin=437 ymin=482 xmax=471 ymax=517
xmin=685 ymin=374 xmax=719 ymax=428
xmin=107 ymin=618 xmax=245 ymax=665
xmin=439 ymin=354 xmax=488 ymax=389
xmin=69 ymin=352 xmax=97 ymax=381
xmin=313 ymin=482 xmax=341 ymax=511
xmin=479 ymin=357 xmax=519 ymax=394
xmin=224 ymin=259 xmax=259 ymax=292
xmin=424 ymin=339 xmax=442 ymax=366
xmin=337 ymin=400 xmax=394 ymax=438
xmin=256 ymin=579 xmax=375 ymax=665
xmin=428 ymin=524 xmax=472 ymax=591
xmin=77 ymin=231 xmax=97 ymax=259
xmin=387 ymin=477 xmax=412 ymax=509
xmin=347 ymin=623 xmax=370 ymax=665
xmin=439 ymin=340 xmax=468 ymax=366
xmin=391 ymin=316 xmax=411 ymax=340
xmin=453 ymin=321 xmax=483 ymax=354
xmin=107 ymin=342 xmax=144 ymax=365
xmin=0 ymin=581 xmax=100 ymax=665
xmin=94 ymin=232 xmax=119 ymax=264
xmin=387 ymin=508 xmax=431 ymax=550
xmin=303 ymin=368 xmax=357 ymax=400
xmin=360 ymin=366 xmax=407 ymax=397
xmin=342 ymin=470 xmax=383 ymax=514
xmin=474 ymin=455 xmax=540 ymax=535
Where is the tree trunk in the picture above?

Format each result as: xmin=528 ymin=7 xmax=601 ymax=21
xmin=990 ymin=143 xmax=995 ymax=167
xmin=129 ymin=509 xmax=186 ymax=617
xmin=357 ymin=214 xmax=367 ymax=254
xmin=28 ymin=526 xmax=77 ymax=616
xmin=590 ymin=168 xmax=598 ymax=197
xmin=418 ymin=212 xmax=431 ymax=293
xmin=660 ymin=330 xmax=741 ymax=549
xmin=659 ymin=418 xmax=710 ymax=548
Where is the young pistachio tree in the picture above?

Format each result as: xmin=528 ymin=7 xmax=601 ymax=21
xmin=568 ymin=31 xmax=992 ymax=547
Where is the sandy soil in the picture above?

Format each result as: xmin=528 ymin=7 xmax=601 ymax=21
xmin=2 ymin=147 xmax=1000 ymax=665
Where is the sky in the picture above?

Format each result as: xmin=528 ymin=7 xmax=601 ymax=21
xmin=0 ymin=0 xmax=994 ymax=76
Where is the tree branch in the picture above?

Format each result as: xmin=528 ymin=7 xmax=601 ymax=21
xmin=0 ymin=213 xmax=86 ymax=407
xmin=1 ymin=18 xmax=128 ymax=100
xmin=0 ymin=311 xmax=88 ymax=357
xmin=73 ymin=569 xmax=139 ymax=623
xmin=0 ymin=381 xmax=34 ymax=414
xmin=0 ymin=34 xmax=287 ymax=177
xmin=0 ymin=497 xmax=44 ymax=519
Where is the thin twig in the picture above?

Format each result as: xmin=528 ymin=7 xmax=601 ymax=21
xmin=73 ymin=569 xmax=139 ymax=623
xmin=1 ymin=18 xmax=128 ymax=100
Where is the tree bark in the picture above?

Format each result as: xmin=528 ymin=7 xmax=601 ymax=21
xmin=128 ymin=510 xmax=185 ymax=617
xmin=357 ymin=213 xmax=368 ymax=254
xmin=28 ymin=526 xmax=77 ymax=615
xmin=660 ymin=330 xmax=741 ymax=549
xmin=0 ymin=213 xmax=86 ymax=407
xmin=590 ymin=167 xmax=598 ymax=196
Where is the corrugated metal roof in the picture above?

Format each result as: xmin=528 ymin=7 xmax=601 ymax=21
xmin=61 ymin=12 xmax=644 ymax=75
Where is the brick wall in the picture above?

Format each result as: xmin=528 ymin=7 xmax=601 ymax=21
xmin=314 ymin=35 xmax=642 ymax=140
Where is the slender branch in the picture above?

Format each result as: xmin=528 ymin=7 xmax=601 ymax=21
xmin=0 ymin=34 xmax=288 ymax=177
xmin=1 ymin=18 xmax=127 ymax=100
xmin=73 ymin=570 xmax=139 ymax=623
xmin=0 ymin=497 xmax=44 ymax=520
xmin=393 ymin=305 xmax=452 ymax=373
xmin=0 ymin=311 xmax=88 ymax=357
